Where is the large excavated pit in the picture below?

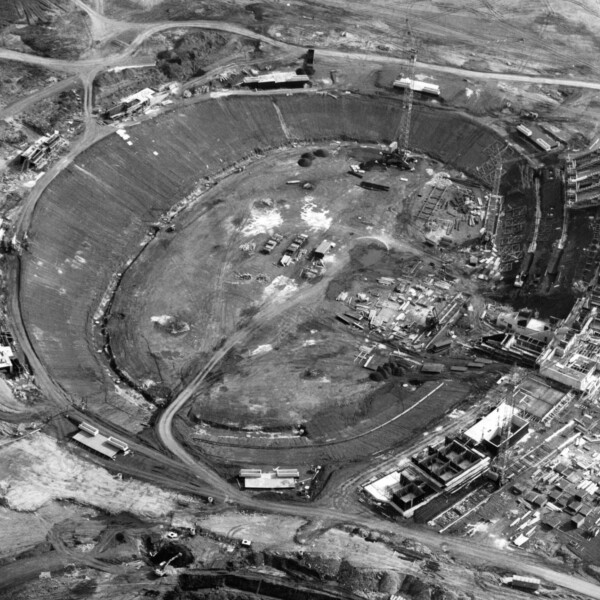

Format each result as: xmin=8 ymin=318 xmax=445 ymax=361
xmin=21 ymin=94 xmax=511 ymax=436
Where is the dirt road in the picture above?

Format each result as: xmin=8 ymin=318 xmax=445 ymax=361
xmin=3 ymin=15 xmax=600 ymax=91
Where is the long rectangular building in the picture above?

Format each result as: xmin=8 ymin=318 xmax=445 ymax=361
xmin=242 ymin=472 xmax=297 ymax=489
xmin=241 ymin=72 xmax=310 ymax=89
xmin=516 ymin=123 xmax=557 ymax=152
xmin=393 ymin=77 xmax=440 ymax=96
xmin=72 ymin=423 xmax=130 ymax=460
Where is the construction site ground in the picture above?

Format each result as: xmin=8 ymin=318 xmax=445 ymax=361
xmin=6 ymin=1 xmax=600 ymax=598
xmin=108 ymin=144 xmax=483 ymax=416
xmin=99 ymin=140 xmax=509 ymax=473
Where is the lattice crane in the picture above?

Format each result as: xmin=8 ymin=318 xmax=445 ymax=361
xmin=490 ymin=151 xmax=504 ymax=235
xmin=496 ymin=390 xmax=517 ymax=485
xmin=397 ymin=45 xmax=417 ymax=154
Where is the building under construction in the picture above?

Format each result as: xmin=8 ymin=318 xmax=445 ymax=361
xmin=364 ymin=434 xmax=493 ymax=517
xmin=464 ymin=403 xmax=529 ymax=456
xmin=412 ymin=436 xmax=490 ymax=491
xmin=538 ymin=304 xmax=600 ymax=393
xmin=18 ymin=131 xmax=66 ymax=170
xmin=103 ymin=87 xmax=168 ymax=121
xmin=565 ymin=152 xmax=600 ymax=210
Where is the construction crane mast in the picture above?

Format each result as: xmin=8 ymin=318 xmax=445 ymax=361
xmin=480 ymin=147 xmax=504 ymax=246
xmin=490 ymin=151 xmax=504 ymax=238
xmin=496 ymin=391 xmax=517 ymax=485
xmin=397 ymin=46 xmax=417 ymax=153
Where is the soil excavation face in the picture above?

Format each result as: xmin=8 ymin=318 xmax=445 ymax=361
xmin=108 ymin=143 xmax=446 ymax=427
xmin=21 ymin=93 xmax=508 ymax=435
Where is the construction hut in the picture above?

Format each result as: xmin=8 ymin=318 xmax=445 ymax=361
xmin=464 ymin=403 xmax=529 ymax=455
xmin=511 ymin=576 xmax=541 ymax=592
xmin=239 ymin=468 xmax=299 ymax=490
xmin=313 ymin=240 xmax=335 ymax=260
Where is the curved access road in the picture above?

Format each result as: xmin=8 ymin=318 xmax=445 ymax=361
xmin=2 ymin=22 xmax=600 ymax=90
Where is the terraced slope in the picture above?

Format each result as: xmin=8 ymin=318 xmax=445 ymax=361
xmin=20 ymin=94 xmax=504 ymax=428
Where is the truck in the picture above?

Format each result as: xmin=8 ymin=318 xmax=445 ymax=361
xmin=262 ymin=233 xmax=283 ymax=254
xmin=279 ymin=233 xmax=308 ymax=266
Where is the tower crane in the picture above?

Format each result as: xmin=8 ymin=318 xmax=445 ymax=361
xmin=385 ymin=20 xmax=418 ymax=171
xmin=489 ymin=151 xmax=504 ymax=238
xmin=398 ymin=45 xmax=417 ymax=154
xmin=479 ymin=147 xmax=505 ymax=247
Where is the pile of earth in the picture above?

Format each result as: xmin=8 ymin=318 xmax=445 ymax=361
xmin=155 ymin=31 xmax=257 ymax=81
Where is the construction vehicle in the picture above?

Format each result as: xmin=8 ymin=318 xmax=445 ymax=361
xmin=262 ymin=233 xmax=283 ymax=254
xmin=279 ymin=233 xmax=308 ymax=266
xmin=154 ymin=552 xmax=181 ymax=577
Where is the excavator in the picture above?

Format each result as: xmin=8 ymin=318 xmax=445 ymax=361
xmin=154 ymin=552 xmax=182 ymax=577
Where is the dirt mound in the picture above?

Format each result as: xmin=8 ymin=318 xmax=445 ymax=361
xmin=0 ymin=0 xmax=65 ymax=26
xmin=245 ymin=3 xmax=267 ymax=21
xmin=155 ymin=30 xmax=252 ymax=81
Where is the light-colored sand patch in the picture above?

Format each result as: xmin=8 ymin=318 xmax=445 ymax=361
xmin=127 ymin=0 xmax=165 ymax=9
xmin=242 ymin=207 xmax=283 ymax=237
xmin=301 ymin=196 xmax=332 ymax=231
xmin=151 ymin=315 xmax=173 ymax=326
xmin=199 ymin=511 xmax=417 ymax=573
xmin=199 ymin=512 xmax=305 ymax=548
xmin=250 ymin=344 xmax=273 ymax=356
xmin=0 ymin=501 xmax=94 ymax=559
xmin=262 ymin=275 xmax=298 ymax=304
xmin=425 ymin=171 xmax=452 ymax=187
xmin=0 ymin=433 xmax=177 ymax=518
